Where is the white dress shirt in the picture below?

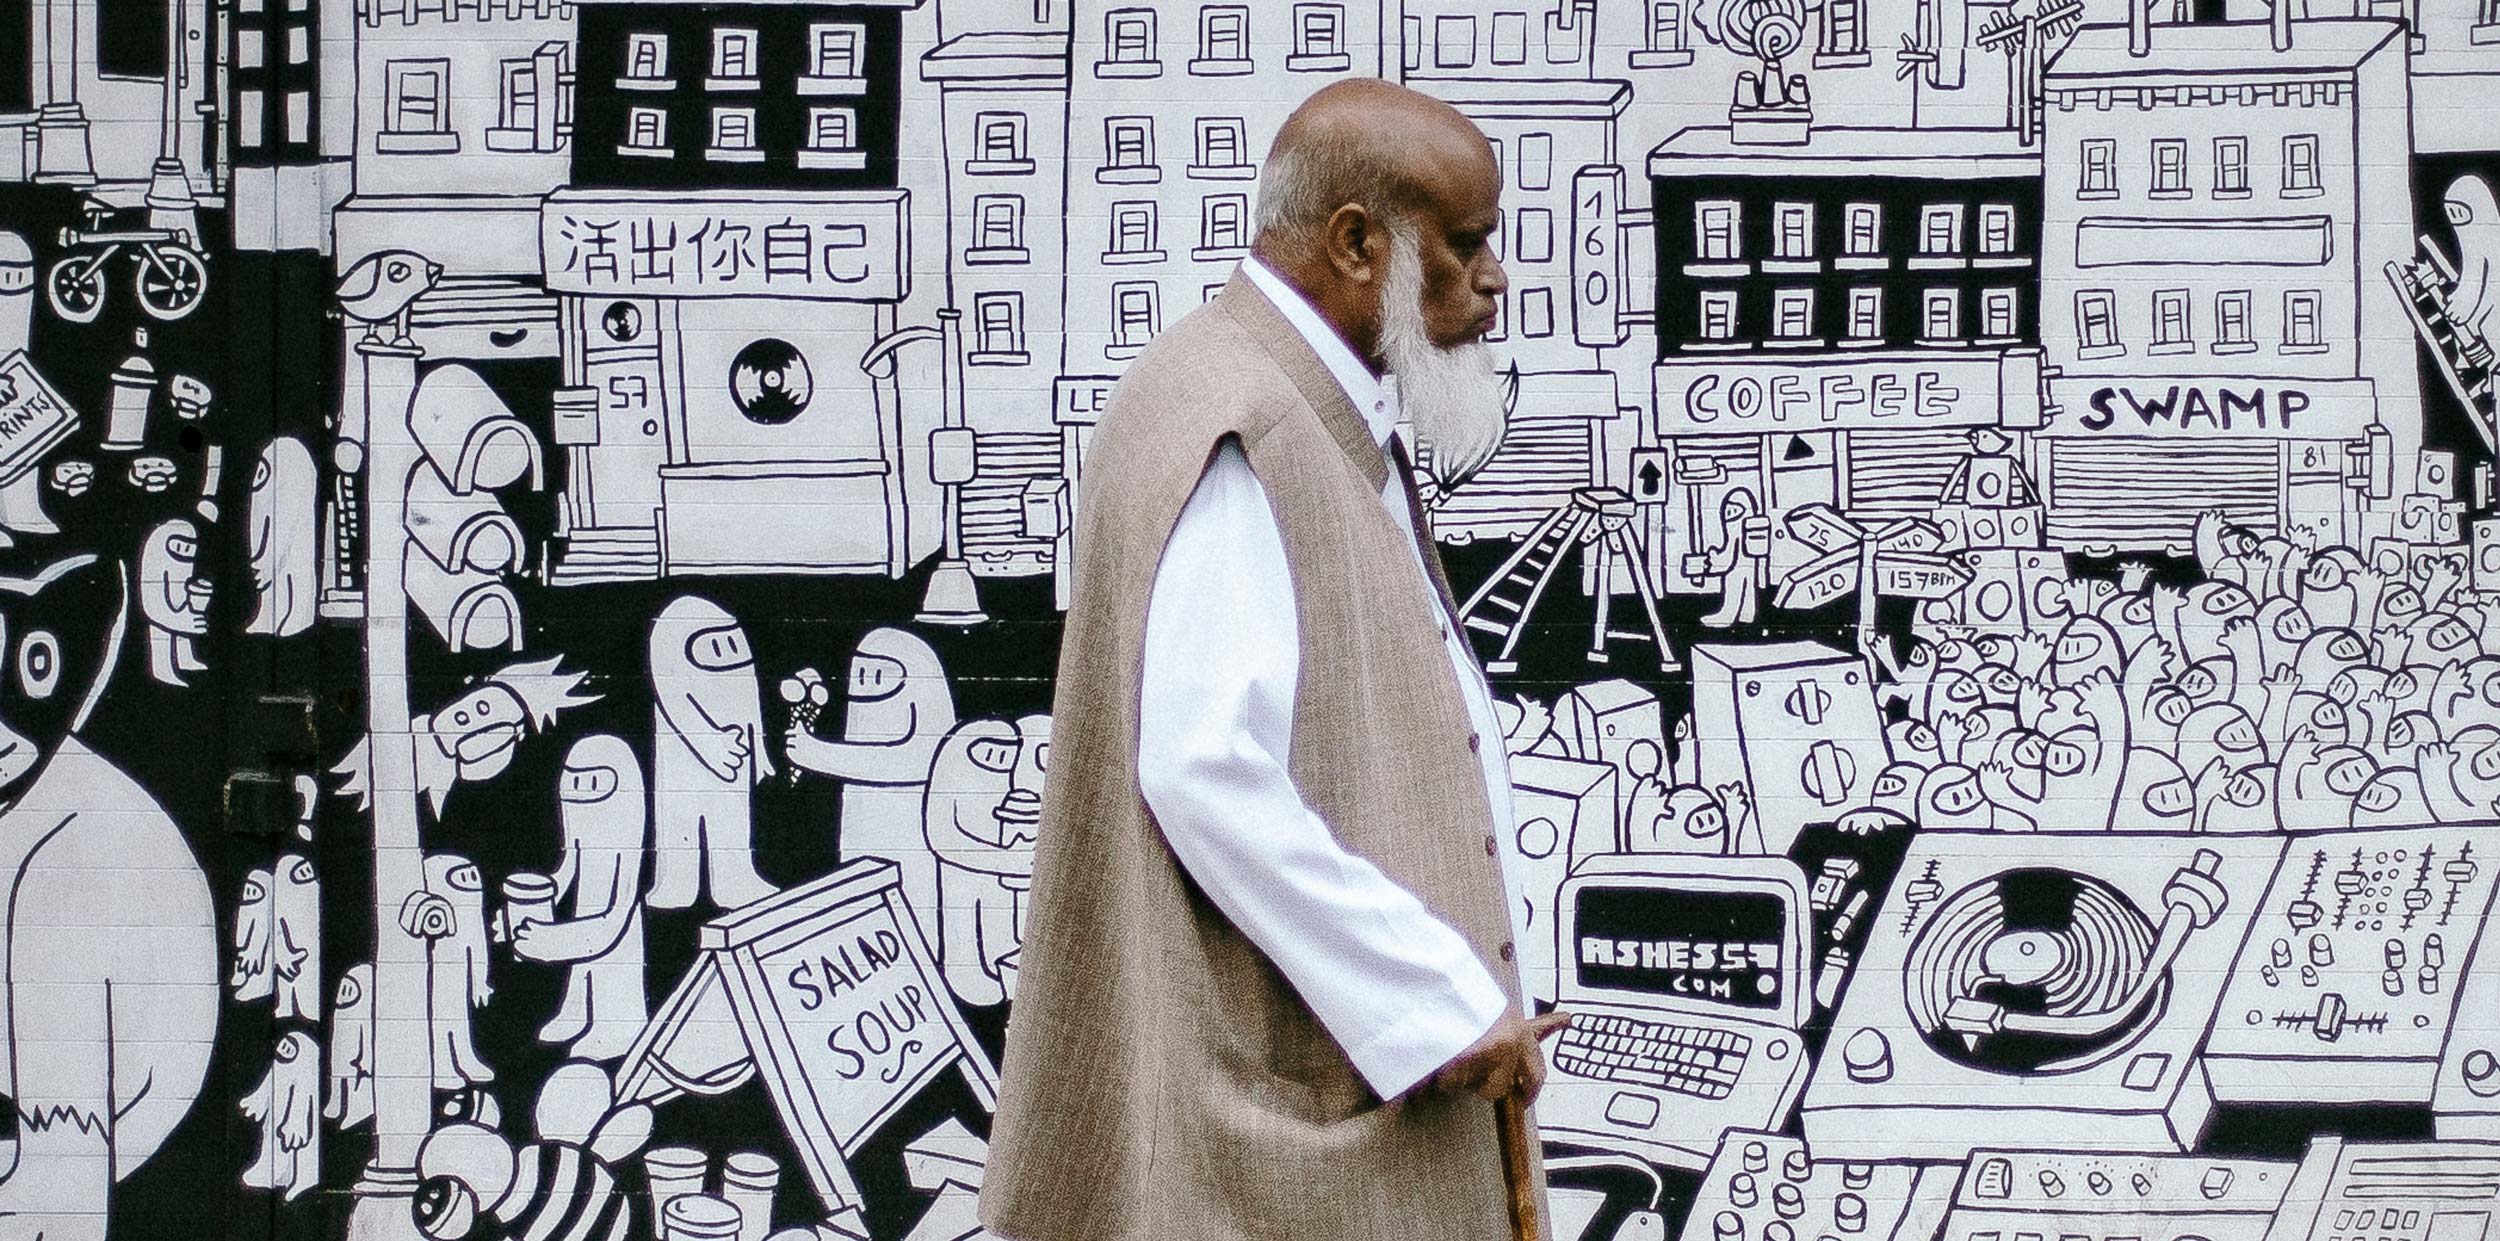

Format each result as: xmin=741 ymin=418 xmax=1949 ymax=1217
xmin=1135 ymin=256 xmax=1531 ymax=1102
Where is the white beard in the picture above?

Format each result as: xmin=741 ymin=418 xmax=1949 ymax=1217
xmin=1379 ymin=225 xmax=1509 ymax=490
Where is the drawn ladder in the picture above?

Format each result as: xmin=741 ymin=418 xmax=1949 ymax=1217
xmin=2386 ymin=243 xmax=2498 ymax=453
xmin=1456 ymin=486 xmax=1679 ymax=676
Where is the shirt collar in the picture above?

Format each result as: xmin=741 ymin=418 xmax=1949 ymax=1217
xmin=1240 ymin=255 xmax=1398 ymax=449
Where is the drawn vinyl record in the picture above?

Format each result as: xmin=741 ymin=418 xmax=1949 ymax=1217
xmin=1902 ymin=868 xmax=2166 ymax=1074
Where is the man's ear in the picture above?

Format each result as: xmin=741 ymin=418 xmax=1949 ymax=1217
xmin=1324 ymin=204 xmax=1381 ymax=282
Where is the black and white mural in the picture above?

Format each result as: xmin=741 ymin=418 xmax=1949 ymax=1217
xmin=2 ymin=0 xmax=2499 ymax=1238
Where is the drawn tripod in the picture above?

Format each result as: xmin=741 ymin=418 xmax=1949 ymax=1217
xmin=1457 ymin=486 xmax=1679 ymax=676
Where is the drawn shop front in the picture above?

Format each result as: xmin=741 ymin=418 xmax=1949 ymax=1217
xmin=2035 ymin=374 xmax=2385 ymax=556
xmin=1647 ymin=349 xmax=2046 ymax=592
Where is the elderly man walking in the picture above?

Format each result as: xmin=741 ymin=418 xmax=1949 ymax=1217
xmin=980 ymin=78 xmax=1571 ymax=1241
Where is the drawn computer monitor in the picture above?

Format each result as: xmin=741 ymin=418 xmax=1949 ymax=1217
xmin=1543 ymin=853 xmax=1814 ymax=1169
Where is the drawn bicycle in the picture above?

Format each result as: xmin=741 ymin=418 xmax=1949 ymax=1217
xmin=47 ymin=198 xmax=210 ymax=324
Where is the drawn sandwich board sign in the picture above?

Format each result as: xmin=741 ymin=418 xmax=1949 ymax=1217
xmin=618 ymin=858 xmax=999 ymax=1235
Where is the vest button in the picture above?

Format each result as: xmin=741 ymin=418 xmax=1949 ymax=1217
xmin=1499 ymin=941 xmax=1516 ymax=963
xmin=1468 ymin=732 xmax=1482 ymax=753
xmin=1484 ymin=835 xmax=1498 ymax=857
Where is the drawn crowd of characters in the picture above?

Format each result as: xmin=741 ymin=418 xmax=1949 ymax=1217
xmin=5 ymin=0 xmax=2500 ymax=1238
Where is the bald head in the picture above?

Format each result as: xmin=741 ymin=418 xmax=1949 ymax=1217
xmin=1252 ymin=79 xmax=1498 ymax=250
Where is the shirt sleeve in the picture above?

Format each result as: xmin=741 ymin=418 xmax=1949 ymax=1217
xmin=1137 ymin=439 xmax=1510 ymax=1102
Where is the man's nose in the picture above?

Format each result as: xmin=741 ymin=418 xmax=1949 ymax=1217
xmin=1477 ymin=255 xmax=1509 ymax=299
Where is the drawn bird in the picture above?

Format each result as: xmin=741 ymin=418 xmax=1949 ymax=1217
xmin=327 ymin=964 xmax=376 ymax=1130
xmin=231 ymin=867 xmax=275 ymax=1003
xmin=335 ymin=249 xmax=443 ymax=348
xmin=240 ymin=1030 xmax=323 ymax=1201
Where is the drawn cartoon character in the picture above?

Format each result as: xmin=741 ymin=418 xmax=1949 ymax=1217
xmin=1697 ymin=487 xmax=1768 ymax=628
xmin=406 ymin=853 xmax=495 ymax=1089
xmin=246 ymin=436 xmax=318 ymax=637
xmin=413 ymin=1064 xmax=652 ymax=1241
xmin=648 ymin=596 xmax=775 ymax=910
xmin=784 ymin=627 xmax=959 ymax=945
xmin=239 ymin=1030 xmax=321 ymax=1201
xmin=138 ymin=517 xmax=210 ymax=686
xmin=2442 ymin=174 xmax=2499 ymax=371
xmin=334 ymin=656 xmax=600 ymax=818
xmin=922 ymin=713 xmax=1051 ymax=1007
xmin=232 ymin=866 xmax=276 ymax=1003
xmin=327 ymin=963 xmax=376 ymax=1130
xmin=272 ymin=852 xmax=322 ymax=1021
xmin=513 ymin=735 xmax=649 ymax=1061
xmin=0 ymin=554 xmax=219 ymax=1241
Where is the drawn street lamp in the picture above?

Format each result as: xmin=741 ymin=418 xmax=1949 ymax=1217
xmin=146 ymin=0 xmax=201 ymax=242
xmin=859 ymin=305 xmax=984 ymax=625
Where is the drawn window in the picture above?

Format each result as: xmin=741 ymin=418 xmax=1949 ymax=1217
xmin=1499 ymin=12 xmax=1537 ymax=64
xmin=807 ymin=107 xmax=856 ymax=151
xmin=2070 ymin=290 xmax=2110 ymax=350
xmin=1110 ymin=201 xmax=1159 ymax=257
xmin=1697 ymin=201 xmax=1740 ymax=261
xmin=810 ymin=23 xmax=863 ymax=80
xmin=1521 ymin=286 xmax=1554 ymax=337
xmin=2077 ymin=290 xmax=2118 ymax=352
xmin=1846 ymin=288 xmax=1882 ymax=341
xmin=1650 ymin=1 xmax=1688 ymax=52
xmin=2152 ymin=289 xmax=2190 ymax=349
xmin=498 ymin=59 xmax=538 ymax=132
xmin=1202 ymin=193 xmax=1249 ymax=253
xmin=1981 ymin=288 xmax=2017 ymax=339
xmin=2215 ymin=136 xmax=2249 ymax=195
xmin=2283 ymin=134 xmax=2321 ymax=194
xmin=2216 ymin=291 xmax=2253 ymax=349
xmin=1844 ymin=203 xmax=1880 ymax=255
xmin=974 ymin=292 xmax=1026 ymax=360
xmin=976 ymin=112 xmax=1027 ymax=164
xmin=1979 ymin=204 xmax=2014 ymax=254
xmin=1699 ymin=290 xmax=1737 ymax=341
xmin=1293 ymin=4 xmax=1344 ymax=61
xmin=1106 ymin=116 xmax=1154 ymax=170
xmin=973 ymin=195 xmax=1023 ymax=252
xmin=1519 ymin=134 xmax=1553 ymax=191
xmin=2150 ymin=139 xmax=2188 ymax=196
xmin=1919 ymin=205 xmax=1962 ymax=255
xmin=1112 ymin=281 xmax=1161 ymax=352
xmin=1821 ymin=0 xmax=1866 ymax=59
xmin=711 ymin=28 xmax=757 ymax=83
xmin=624 ymin=106 xmax=666 ymax=153
xmin=1774 ymin=202 xmax=1813 ymax=260
xmin=239 ymin=91 xmax=265 ymax=149
xmin=709 ymin=107 xmax=758 ymax=153
xmin=1198 ymin=6 xmax=1250 ymax=65
xmin=1774 ymin=289 xmax=1814 ymax=339
xmin=626 ymin=33 xmax=668 ymax=82
xmin=384 ymin=60 xmax=449 ymax=135
xmin=2286 ymin=290 xmax=2322 ymax=348
xmin=1435 ymin=14 xmax=1477 ymax=68
xmin=1104 ymin=9 xmax=1159 ymax=71
xmin=1195 ymin=117 xmax=1247 ymax=170
xmin=2079 ymin=138 xmax=2117 ymax=197
xmin=1404 ymin=14 xmax=1422 ymax=70
xmin=1922 ymin=289 xmax=1959 ymax=340
xmin=1517 ymin=207 xmax=1553 ymax=263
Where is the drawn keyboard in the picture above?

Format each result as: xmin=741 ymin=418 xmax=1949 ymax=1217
xmin=1551 ymin=1013 xmax=1750 ymax=1100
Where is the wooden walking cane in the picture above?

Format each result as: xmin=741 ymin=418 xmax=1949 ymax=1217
xmin=1496 ymin=1093 xmax=1541 ymax=1241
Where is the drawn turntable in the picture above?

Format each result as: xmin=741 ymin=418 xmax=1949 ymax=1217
xmin=1800 ymin=831 xmax=2284 ymax=1163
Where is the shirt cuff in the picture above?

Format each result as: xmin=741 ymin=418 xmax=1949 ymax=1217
xmin=1340 ymin=957 xmax=1512 ymax=1101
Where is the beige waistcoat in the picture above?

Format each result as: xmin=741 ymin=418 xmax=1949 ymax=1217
xmin=978 ymin=265 xmax=1549 ymax=1241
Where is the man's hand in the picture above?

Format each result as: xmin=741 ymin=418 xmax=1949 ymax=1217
xmin=1425 ymin=1009 xmax=1574 ymax=1105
